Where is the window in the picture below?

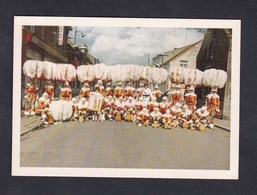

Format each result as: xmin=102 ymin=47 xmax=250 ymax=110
xmin=180 ymin=60 xmax=188 ymax=68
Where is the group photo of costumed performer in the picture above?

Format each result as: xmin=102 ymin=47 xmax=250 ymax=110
xmin=22 ymin=60 xmax=228 ymax=132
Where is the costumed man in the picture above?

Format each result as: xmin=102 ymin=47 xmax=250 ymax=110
xmin=180 ymin=104 xmax=193 ymax=129
xmin=113 ymin=82 xmax=124 ymax=99
xmin=124 ymin=82 xmax=136 ymax=99
xmin=150 ymin=107 xmax=162 ymax=128
xmin=161 ymin=109 xmax=174 ymax=129
xmin=136 ymin=107 xmax=150 ymax=127
xmin=195 ymin=106 xmax=210 ymax=132
xmin=97 ymin=80 xmax=105 ymax=95
xmin=159 ymin=96 xmax=169 ymax=115
xmin=44 ymin=81 xmax=54 ymax=101
xmin=37 ymin=92 xmax=51 ymax=124
xmin=151 ymin=84 xmax=162 ymax=100
xmin=206 ymin=87 xmax=222 ymax=129
xmin=60 ymin=81 xmax=72 ymax=101
xmin=148 ymin=96 xmax=159 ymax=112
xmin=105 ymin=82 xmax=113 ymax=97
xmin=90 ymin=85 xmax=104 ymax=121
xmin=170 ymin=102 xmax=182 ymax=128
xmin=136 ymin=83 xmax=144 ymax=99
xmin=124 ymin=96 xmax=136 ymax=122
xmin=142 ymin=83 xmax=152 ymax=102
xmin=24 ymin=82 xmax=39 ymax=117
xmin=71 ymin=98 xmax=79 ymax=122
xmin=79 ymin=82 xmax=91 ymax=99
xmin=168 ymin=83 xmax=183 ymax=107
xmin=77 ymin=97 xmax=89 ymax=123
xmin=184 ymin=85 xmax=197 ymax=112
xmin=103 ymin=95 xmax=115 ymax=121
xmin=114 ymin=96 xmax=125 ymax=122
xmin=135 ymin=97 xmax=148 ymax=113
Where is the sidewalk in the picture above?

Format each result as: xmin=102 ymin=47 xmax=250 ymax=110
xmin=20 ymin=115 xmax=43 ymax=136
xmin=215 ymin=119 xmax=230 ymax=131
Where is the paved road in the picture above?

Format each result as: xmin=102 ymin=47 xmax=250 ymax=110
xmin=20 ymin=120 xmax=230 ymax=170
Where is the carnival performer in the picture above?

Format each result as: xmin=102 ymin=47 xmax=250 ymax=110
xmin=97 ymin=80 xmax=105 ymax=95
xmin=103 ymin=95 xmax=115 ymax=121
xmin=168 ymin=84 xmax=183 ymax=107
xmin=151 ymin=84 xmax=162 ymax=100
xmin=71 ymin=98 xmax=79 ymax=122
xmin=150 ymin=107 xmax=162 ymax=128
xmin=170 ymin=103 xmax=182 ymax=128
xmin=136 ymin=83 xmax=144 ymax=98
xmin=90 ymin=85 xmax=104 ymax=121
xmin=44 ymin=81 xmax=54 ymax=101
xmin=77 ymin=97 xmax=89 ymax=123
xmin=142 ymin=83 xmax=152 ymax=101
xmin=113 ymin=82 xmax=124 ymax=99
xmin=60 ymin=81 xmax=72 ymax=101
xmin=124 ymin=96 xmax=136 ymax=122
xmin=37 ymin=92 xmax=51 ymax=124
xmin=114 ymin=97 xmax=125 ymax=122
xmin=79 ymin=82 xmax=91 ymax=99
xmin=180 ymin=104 xmax=193 ymax=129
xmin=161 ymin=109 xmax=174 ymax=129
xmin=206 ymin=87 xmax=222 ymax=129
xmin=136 ymin=107 xmax=150 ymax=127
xmin=184 ymin=85 xmax=197 ymax=112
xmin=159 ymin=96 xmax=169 ymax=114
xmin=135 ymin=97 xmax=148 ymax=113
xmin=195 ymin=106 xmax=210 ymax=132
xmin=105 ymin=82 xmax=113 ymax=97
xmin=124 ymin=82 xmax=136 ymax=98
xmin=148 ymin=96 xmax=159 ymax=112
xmin=24 ymin=82 xmax=39 ymax=117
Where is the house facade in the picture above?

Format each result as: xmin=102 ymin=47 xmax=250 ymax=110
xmin=152 ymin=40 xmax=203 ymax=91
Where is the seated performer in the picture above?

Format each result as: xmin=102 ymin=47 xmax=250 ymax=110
xmin=124 ymin=96 xmax=136 ymax=122
xmin=44 ymin=81 xmax=54 ymax=101
xmin=159 ymin=96 xmax=169 ymax=114
xmin=103 ymin=95 xmax=115 ymax=121
xmin=114 ymin=97 xmax=125 ymax=122
xmin=184 ymin=85 xmax=197 ymax=112
xmin=125 ymin=82 xmax=136 ymax=97
xmin=79 ymin=82 xmax=91 ymax=99
xmin=77 ymin=97 xmax=89 ymax=123
xmin=136 ymin=108 xmax=150 ymax=127
xmin=170 ymin=103 xmax=182 ymax=128
xmin=60 ymin=81 xmax=72 ymax=101
xmin=206 ymin=87 xmax=222 ymax=129
xmin=24 ymin=82 xmax=39 ymax=117
xmin=148 ymin=96 xmax=159 ymax=112
xmin=150 ymin=107 xmax=162 ymax=128
xmin=180 ymin=104 xmax=193 ymax=129
xmin=151 ymin=84 xmax=162 ymax=100
xmin=37 ymin=92 xmax=51 ymax=124
xmin=113 ymin=82 xmax=124 ymax=99
xmin=135 ymin=97 xmax=148 ymax=112
xmin=195 ymin=106 xmax=210 ymax=132
xmin=105 ymin=83 xmax=113 ymax=97
xmin=161 ymin=109 xmax=174 ymax=129
xmin=71 ymin=98 xmax=79 ymax=121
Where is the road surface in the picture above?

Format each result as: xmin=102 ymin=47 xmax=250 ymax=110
xmin=20 ymin=120 xmax=230 ymax=170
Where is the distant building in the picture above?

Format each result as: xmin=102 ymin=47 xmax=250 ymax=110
xmin=152 ymin=40 xmax=203 ymax=91
xmin=196 ymin=29 xmax=231 ymax=119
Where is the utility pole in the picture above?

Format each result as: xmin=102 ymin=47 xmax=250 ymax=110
xmin=144 ymin=53 xmax=150 ymax=65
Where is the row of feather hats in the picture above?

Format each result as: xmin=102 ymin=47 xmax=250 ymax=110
xmin=23 ymin=60 xmax=227 ymax=91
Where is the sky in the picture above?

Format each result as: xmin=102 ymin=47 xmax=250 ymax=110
xmin=69 ymin=27 xmax=206 ymax=65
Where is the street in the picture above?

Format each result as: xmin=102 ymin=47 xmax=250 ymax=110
xmin=20 ymin=120 xmax=230 ymax=170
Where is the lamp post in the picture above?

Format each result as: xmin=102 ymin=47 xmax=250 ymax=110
xmin=74 ymin=26 xmax=86 ymax=45
xmin=144 ymin=53 xmax=150 ymax=65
